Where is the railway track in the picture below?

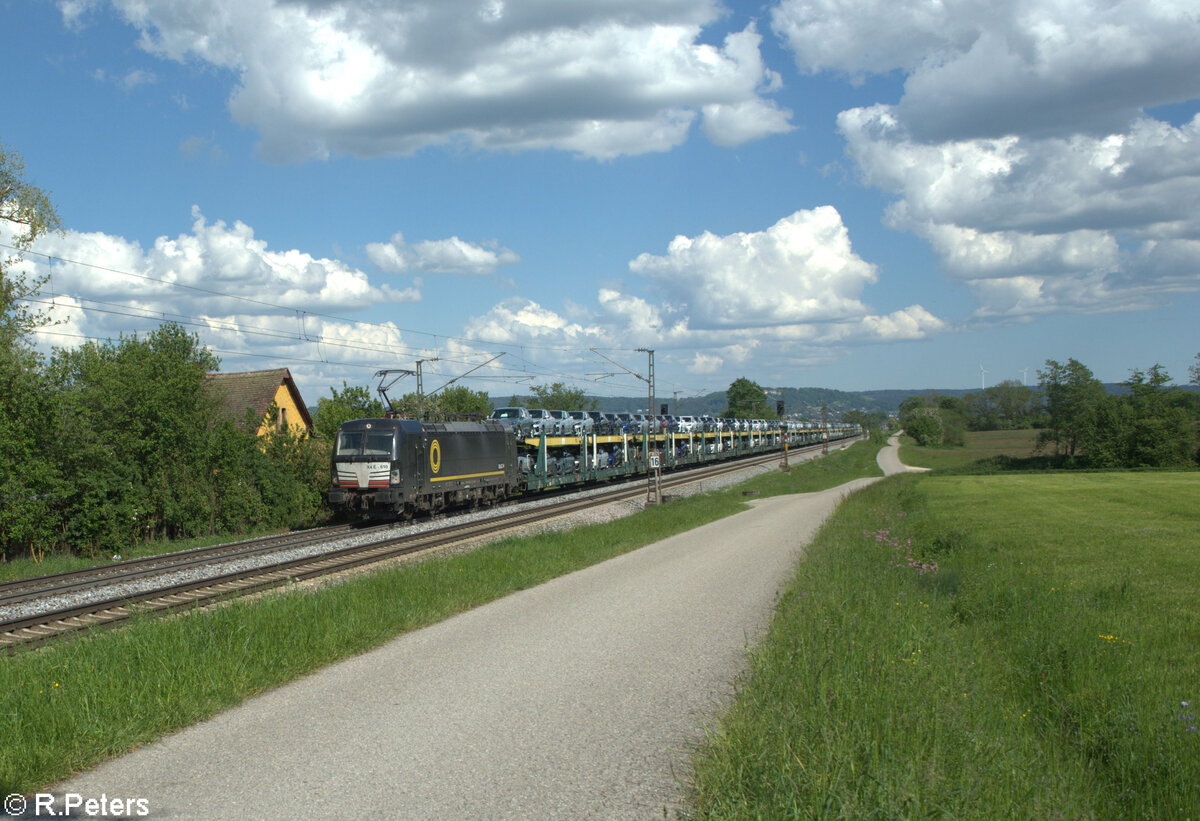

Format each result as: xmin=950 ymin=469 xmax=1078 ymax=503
xmin=0 ymin=523 xmax=376 ymax=607
xmin=1 ymin=443 xmax=834 ymax=652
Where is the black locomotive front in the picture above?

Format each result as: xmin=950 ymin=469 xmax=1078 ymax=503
xmin=329 ymin=418 xmax=519 ymax=519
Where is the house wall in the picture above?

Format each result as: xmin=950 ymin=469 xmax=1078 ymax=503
xmin=255 ymin=383 xmax=311 ymax=438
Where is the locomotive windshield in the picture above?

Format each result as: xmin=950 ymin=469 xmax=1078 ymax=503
xmin=335 ymin=429 xmax=395 ymax=458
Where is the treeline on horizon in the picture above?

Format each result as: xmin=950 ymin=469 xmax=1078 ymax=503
xmin=491 ymin=378 xmax=1200 ymax=424
xmin=894 ymin=358 xmax=1200 ymax=469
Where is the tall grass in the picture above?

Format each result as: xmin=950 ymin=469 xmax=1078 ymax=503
xmin=1 ymin=439 xmax=886 ymax=794
xmin=689 ymin=472 xmax=1200 ymax=818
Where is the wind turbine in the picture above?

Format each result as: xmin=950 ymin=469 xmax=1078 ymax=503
xmin=979 ymin=363 xmax=988 ymax=391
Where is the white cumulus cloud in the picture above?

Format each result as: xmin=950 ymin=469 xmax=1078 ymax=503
xmin=89 ymin=0 xmax=792 ymax=161
xmin=838 ymin=107 xmax=1200 ymax=317
xmin=458 ymin=208 xmax=945 ymax=388
xmin=774 ymin=0 xmax=1200 ymax=141
xmin=463 ymin=296 xmax=598 ymax=345
xmin=630 ymin=207 xmax=880 ymax=329
xmin=3 ymin=208 xmax=421 ymax=364
xmin=366 ymin=231 xmax=520 ymax=274
xmin=770 ymin=0 xmax=1200 ymax=321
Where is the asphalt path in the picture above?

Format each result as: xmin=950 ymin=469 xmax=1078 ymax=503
xmin=49 ymin=438 xmax=920 ymax=819
xmin=876 ymin=433 xmax=931 ymax=475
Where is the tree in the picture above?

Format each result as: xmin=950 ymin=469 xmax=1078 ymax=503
xmin=905 ymin=408 xmax=944 ymax=446
xmin=386 ymin=385 xmax=493 ymax=420
xmin=313 ymin=382 xmax=385 ymax=440
xmin=723 ymin=377 xmax=774 ymax=419
xmin=841 ymin=410 xmax=888 ymax=433
xmin=1190 ymin=353 xmax=1199 ymax=387
xmin=253 ymin=414 xmax=330 ymax=530
xmin=964 ymin=380 xmax=1040 ymax=430
xmin=50 ymin=324 xmax=224 ymax=548
xmin=1034 ymin=359 xmax=1195 ymax=468
xmin=0 ymin=144 xmax=63 ymax=560
xmin=433 ymin=385 xmax=493 ymax=418
xmin=1036 ymin=358 xmax=1105 ymax=459
xmin=1 ymin=143 xmax=61 ymax=363
xmin=0 ymin=344 xmax=61 ymax=560
xmin=899 ymin=393 xmax=963 ymax=446
xmin=935 ymin=395 xmax=968 ymax=446
xmin=1115 ymin=364 xmax=1196 ymax=467
xmin=898 ymin=394 xmax=929 ymax=420
xmin=527 ymin=382 xmax=595 ymax=411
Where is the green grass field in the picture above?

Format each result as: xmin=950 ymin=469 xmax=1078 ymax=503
xmin=0 ymin=438 xmax=885 ymax=795
xmin=898 ymin=428 xmax=1042 ymax=472
xmin=688 ymin=471 xmax=1200 ymax=818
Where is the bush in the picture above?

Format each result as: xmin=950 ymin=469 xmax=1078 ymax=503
xmin=905 ymin=409 xmax=943 ymax=446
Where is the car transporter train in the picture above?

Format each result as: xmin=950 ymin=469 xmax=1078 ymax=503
xmin=328 ymin=412 xmax=862 ymax=520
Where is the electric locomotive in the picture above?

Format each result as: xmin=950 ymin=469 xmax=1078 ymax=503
xmin=329 ymin=418 xmax=519 ymax=519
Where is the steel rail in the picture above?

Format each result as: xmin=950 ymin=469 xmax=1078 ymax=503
xmin=0 ymin=523 xmax=375 ymax=607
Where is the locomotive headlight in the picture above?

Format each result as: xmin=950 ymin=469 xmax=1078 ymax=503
xmin=391 ymin=468 xmax=401 ymax=485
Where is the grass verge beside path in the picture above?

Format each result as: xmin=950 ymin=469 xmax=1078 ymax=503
xmin=730 ymin=436 xmax=884 ymax=497
xmin=1 ymin=437 xmax=884 ymax=795
xmin=688 ymin=471 xmax=1200 ymax=818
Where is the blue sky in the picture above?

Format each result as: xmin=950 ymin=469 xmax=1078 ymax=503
xmin=2 ymin=0 xmax=1197 ymax=406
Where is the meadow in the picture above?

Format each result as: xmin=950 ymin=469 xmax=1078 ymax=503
xmin=688 ymin=470 xmax=1200 ymax=818
xmin=897 ymin=428 xmax=1043 ymax=472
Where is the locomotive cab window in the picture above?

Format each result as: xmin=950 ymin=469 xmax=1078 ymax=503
xmin=335 ymin=430 xmax=396 ymax=458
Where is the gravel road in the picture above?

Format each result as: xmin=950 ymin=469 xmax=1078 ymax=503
xmin=48 ymin=438 xmax=910 ymax=820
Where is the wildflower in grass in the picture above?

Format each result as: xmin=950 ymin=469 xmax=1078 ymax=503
xmin=1178 ymin=701 xmax=1197 ymax=734
xmin=865 ymin=522 xmax=938 ymax=574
